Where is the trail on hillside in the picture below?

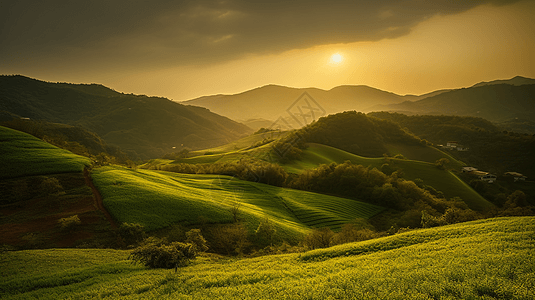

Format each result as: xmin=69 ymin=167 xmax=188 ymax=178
xmin=84 ymin=168 xmax=118 ymax=229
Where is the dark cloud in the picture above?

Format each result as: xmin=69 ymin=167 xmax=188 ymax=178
xmin=0 ymin=0 xmax=521 ymax=70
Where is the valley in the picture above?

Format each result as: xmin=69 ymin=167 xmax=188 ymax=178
xmin=1 ymin=76 xmax=534 ymax=299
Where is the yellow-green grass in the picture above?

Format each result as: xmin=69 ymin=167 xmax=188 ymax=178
xmin=283 ymin=143 xmax=492 ymax=210
xmin=91 ymin=166 xmax=384 ymax=236
xmin=392 ymin=159 xmax=493 ymax=210
xmin=188 ymin=131 xmax=289 ymax=156
xmin=385 ymin=143 xmax=465 ymax=169
xmin=0 ymin=126 xmax=90 ymax=179
xmin=1 ymin=217 xmax=533 ymax=299
xmin=283 ymin=143 xmax=384 ymax=174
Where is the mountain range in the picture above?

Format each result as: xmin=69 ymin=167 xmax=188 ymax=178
xmin=182 ymin=76 xmax=535 ymax=131
xmin=0 ymin=75 xmax=252 ymax=159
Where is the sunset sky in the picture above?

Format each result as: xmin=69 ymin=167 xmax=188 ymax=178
xmin=1 ymin=0 xmax=535 ymax=101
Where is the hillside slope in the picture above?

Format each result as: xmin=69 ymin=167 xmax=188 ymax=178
xmin=0 ymin=75 xmax=252 ymax=159
xmin=0 ymin=126 xmax=90 ymax=179
xmin=1 ymin=217 xmax=533 ymax=299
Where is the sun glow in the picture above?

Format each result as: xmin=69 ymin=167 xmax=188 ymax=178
xmin=330 ymin=53 xmax=343 ymax=64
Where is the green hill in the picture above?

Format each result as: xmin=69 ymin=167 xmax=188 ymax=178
xmin=0 ymin=126 xmax=90 ymax=179
xmin=0 ymin=75 xmax=252 ymax=159
xmin=1 ymin=216 xmax=533 ymax=299
xmin=91 ymin=166 xmax=384 ymax=235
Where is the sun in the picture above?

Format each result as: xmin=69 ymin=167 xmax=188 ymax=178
xmin=330 ymin=53 xmax=343 ymax=64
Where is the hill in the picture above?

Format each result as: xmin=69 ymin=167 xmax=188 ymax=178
xmin=0 ymin=126 xmax=116 ymax=248
xmin=471 ymin=75 xmax=535 ymax=88
xmin=181 ymin=84 xmax=412 ymax=126
xmin=375 ymin=83 xmax=535 ymax=125
xmin=1 ymin=217 xmax=533 ymax=299
xmin=0 ymin=126 xmax=90 ymax=179
xmin=91 ymin=165 xmax=385 ymax=235
xmin=0 ymin=75 xmax=252 ymax=159
xmin=368 ymin=112 xmax=535 ymax=179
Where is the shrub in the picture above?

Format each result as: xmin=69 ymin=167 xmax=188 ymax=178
xmin=208 ymin=223 xmax=250 ymax=255
xmin=185 ymin=229 xmax=209 ymax=252
xmin=303 ymin=228 xmax=335 ymax=250
xmin=255 ymin=217 xmax=277 ymax=248
xmin=58 ymin=215 xmax=81 ymax=231
xmin=129 ymin=238 xmax=196 ymax=269
xmin=39 ymin=177 xmax=63 ymax=196
xmin=118 ymin=223 xmax=146 ymax=247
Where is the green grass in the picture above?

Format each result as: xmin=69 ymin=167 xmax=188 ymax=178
xmin=91 ymin=166 xmax=384 ymax=236
xmin=385 ymin=143 xmax=465 ymax=169
xmin=1 ymin=217 xmax=533 ymax=299
xmin=283 ymin=143 xmax=493 ymax=210
xmin=0 ymin=126 xmax=91 ymax=179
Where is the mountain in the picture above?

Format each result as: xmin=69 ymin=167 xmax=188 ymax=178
xmin=0 ymin=75 xmax=253 ymax=159
xmin=471 ymin=75 xmax=535 ymax=88
xmin=181 ymin=84 xmax=412 ymax=127
xmin=374 ymin=83 xmax=535 ymax=125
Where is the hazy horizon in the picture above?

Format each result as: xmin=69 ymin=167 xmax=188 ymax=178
xmin=2 ymin=0 xmax=535 ymax=101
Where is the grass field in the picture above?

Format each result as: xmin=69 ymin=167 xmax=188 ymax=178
xmin=91 ymin=166 xmax=384 ymax=236
xmin=1 ymin=216 xmax=533 ymax=299
xmin=0 ymin=126 xmax=90 ymax=179
xmin=283 ymin=143 xmax=492 ymax=210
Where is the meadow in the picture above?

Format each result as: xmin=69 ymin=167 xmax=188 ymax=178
xmin=1 ymin=216 xmax=533 ymax=299
xmin=0 ymin=126 xmax=90 ymax=179
xmin=91 ymin=166 xmax=384 ymax=237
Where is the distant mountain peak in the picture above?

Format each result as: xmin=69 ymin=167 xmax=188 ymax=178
xmin=472 ymin=76 xmax=535 ymax=88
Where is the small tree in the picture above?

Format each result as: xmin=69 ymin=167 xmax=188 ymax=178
xmin=185 ymin=229 xmax=209 ymax=252
xmin=255 ymin=217 xmax=277 ymax=247
xmin=129 ymin=237 xmax=196 ymax=270
xmin=435 ymin=158 xmax=450 ymax=170
xmin=118 ymin=223 xmax=146 ymax=247
xmin=303 ymin=227 xmax=335 ymax=250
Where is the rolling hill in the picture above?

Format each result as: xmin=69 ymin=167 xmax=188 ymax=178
xmin=1 ymin=216 xmax=533 ymax=299
xmin=0 ymin=75 xmax=253 ymax=159
xmin=0 ymin=126 xmax=90 ymax=179
xmin=91 ymin=165 xmax=385 ymax=236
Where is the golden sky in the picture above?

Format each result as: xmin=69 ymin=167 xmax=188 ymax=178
xmin=1 ymin=0 xmax=534 ymax=100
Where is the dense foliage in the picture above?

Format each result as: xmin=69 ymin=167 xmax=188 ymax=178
xmin=369 ymin=112 xmax=535 ymax=179
xmin=129 ymin=237 xmax=197 ymax=269
xmin=294 ymin=111 xmax=426 ymax=157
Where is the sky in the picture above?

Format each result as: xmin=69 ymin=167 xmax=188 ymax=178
xmin=1 ymin=0 xmax=535 ymax=101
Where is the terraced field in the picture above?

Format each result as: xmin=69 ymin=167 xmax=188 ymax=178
xmin=91 ymin=166 xmax=384 ymax=238
xmin=0 ymin=126 xmax=91 ymax=179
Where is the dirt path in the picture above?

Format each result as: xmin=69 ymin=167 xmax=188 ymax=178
xmin=84 ymin=168 xmax=118 ymax=229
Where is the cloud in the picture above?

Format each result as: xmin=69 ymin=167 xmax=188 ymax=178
xmin=0 ymin=0 xmax=521 ymax=70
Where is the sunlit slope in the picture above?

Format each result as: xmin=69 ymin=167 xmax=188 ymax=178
xmin=284 ymin=143 xmax=492 ymax=210
xmin=2 ymin=217 xmax=533 ymax=299
xmin=91 ymin=166 xmax=384 ymax=235
xmin=0 ymin=126 xmax=90 ymax=179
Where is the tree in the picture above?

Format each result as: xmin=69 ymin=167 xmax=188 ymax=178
xmin=255 ymin=217 xmax=277 ymax=247
xmin=435 ymin=158 xmax=450 ymax=170
xmin=118 ymin=223 xmax=146 ymax=247
xmin=303 ymin=228 xmax=335 ymax=250
xmin=129 ymin=237 xmax=196 ymax=270
xmin=185 ymin=229 xmax=208 ymax=252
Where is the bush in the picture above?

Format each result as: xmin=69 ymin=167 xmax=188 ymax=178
xmin=40 ymin=177 xmax=63 ymax=196
xmin=208 ymin=223 xmax=250 ymax=255
xmin=255 ymin=217 xmax=277 ymax=248
xmin=129 ymin=238 xmax=196 ymax=269
xmin=118 ymin=223 xmax=146 ymax=247
xmin=58 ymin=215 xmax=81 ymax=231
xmin=185 ymin=229 xmax=209 ymax=252
xmin=303 ymin=228 xmax=335 ymax=250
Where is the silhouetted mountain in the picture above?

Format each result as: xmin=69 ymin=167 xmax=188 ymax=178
xmin=0 ymin=75 xmax=252 ymax=159
xmin=375 ymin=83 xmax=535 ymax=125
xmin=181 ymin=84 xmax=413 ymax=125
xmin=472 ymin=76 xmax=535 ymax=88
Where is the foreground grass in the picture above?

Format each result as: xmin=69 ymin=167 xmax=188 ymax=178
xmin=91 ymin=166 xmax=383 ymax=237
xmin=1 ymin=217 xmax=533 ymax=299
xmin=0 ymin=126 xmax=90 ymax=179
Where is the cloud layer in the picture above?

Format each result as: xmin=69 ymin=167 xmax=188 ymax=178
xmin=0 ymin=0 xmax=520 ymax=70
